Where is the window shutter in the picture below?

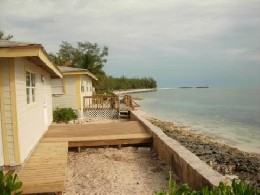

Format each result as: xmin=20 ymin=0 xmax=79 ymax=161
xmin=51 ymin=79 xmax=64 ymax=95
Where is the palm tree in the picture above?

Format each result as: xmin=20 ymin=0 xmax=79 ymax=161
xmin=81 ymin=54 xmax=105 ymax=77
xmin=49 ymin=53 xmax=71 ymax=66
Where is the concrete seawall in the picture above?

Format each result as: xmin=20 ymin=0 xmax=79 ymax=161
xmin=130 ymin=111 xmax=227 ymax=190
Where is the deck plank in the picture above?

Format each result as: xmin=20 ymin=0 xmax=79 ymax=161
xmin=42 ymin=121 xmax=152 ymax=147
xmin=18 ymin=142 xmax=68 ymax=194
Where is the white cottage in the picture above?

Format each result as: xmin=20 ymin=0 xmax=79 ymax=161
xmin=51 ymin=66 xmax=98 ymax=116
xmin=0 ymin=41 xmax=62 ymax=169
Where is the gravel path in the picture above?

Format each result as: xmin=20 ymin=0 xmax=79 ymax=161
xmin=64 ymin=147 xmax=170 ymax=194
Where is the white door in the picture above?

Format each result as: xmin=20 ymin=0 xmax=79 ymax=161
xmin=0 ymin=98 xmax=4 ymax=166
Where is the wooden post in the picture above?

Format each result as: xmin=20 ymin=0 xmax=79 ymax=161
xmin=130 ymin=96 xmax=132 ymax=109
xmin=117 ymin=96 xmax=120 ymax=109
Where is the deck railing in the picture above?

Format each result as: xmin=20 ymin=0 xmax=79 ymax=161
xmin=83 ymin=95 xmax=120 ymax=110
xmin=124 ymin=95 xmax=140 ymax=110
xmin=83 ymin=94 xmax=140 ymax=111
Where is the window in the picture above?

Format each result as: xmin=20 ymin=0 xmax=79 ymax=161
xmin=51 ymin=79 xmax=64 ymax=95
xmin=81 ymin=86 xmax=85 ymax=92
xmin=81 ymin=80 xmax=87 ymax=93
xmin=26 ymin=71 xmax=36 ymax=104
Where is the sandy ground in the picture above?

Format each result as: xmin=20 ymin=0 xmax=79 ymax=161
xmin=64 ymin=147 xmax=170 ymax=195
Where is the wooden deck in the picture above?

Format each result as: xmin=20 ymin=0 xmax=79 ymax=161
xmin=18 ymin=120 xmax=151 ymax=194
xmin=42 ymin=121 xmax=152 ymax=147
xmin=18 ymin=142 xmax=68 ymax=194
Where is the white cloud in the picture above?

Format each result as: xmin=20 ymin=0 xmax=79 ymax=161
xmin=249 ymin=53 xmax=260 ymax=61
xmin=223 ymin=48 xmax=260 ymax=62
xmin=0 ymin=0 xmax=260 ymax=85
xmin=224 ymin=48 xmax=247 ymax=55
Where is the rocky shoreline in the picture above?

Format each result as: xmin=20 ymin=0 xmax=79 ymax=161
xmin=148 ymin=118 xmax=260 ymax=188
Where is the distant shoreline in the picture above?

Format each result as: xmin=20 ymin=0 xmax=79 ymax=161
xmin=113 ymin=88 xmax=157 ymax=95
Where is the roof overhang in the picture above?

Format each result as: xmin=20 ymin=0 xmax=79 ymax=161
xmin=63 ymin=71 xmax=98 ymax=81
xmin=0 ymin=46 xmax=63 ymax=78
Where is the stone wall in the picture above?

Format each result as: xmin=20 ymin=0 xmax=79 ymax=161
xmin=130 ymin=111 xmax=227 ymax=190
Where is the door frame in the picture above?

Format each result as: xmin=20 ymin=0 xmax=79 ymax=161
xmin=0 ymin=97 xmax=4 ymax=166
xmin=42 ymin=77 xmax=48 ymax=130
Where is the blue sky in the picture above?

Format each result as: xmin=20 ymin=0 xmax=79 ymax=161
xmin=1 ymin=0 xmax=260 ymax=87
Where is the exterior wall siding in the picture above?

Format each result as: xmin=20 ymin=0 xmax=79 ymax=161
xmin=14 ymin=58 xmax=53 ymax=163
xmin=0 ymin=58 xmax=16 ymax=165
xmin=52 ymin=75 xmax=78 ymax=110
xmin=51 ymin=74 xmax=94 ymax=117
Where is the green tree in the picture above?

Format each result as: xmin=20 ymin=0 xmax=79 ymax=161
xmin=50 ymin=40 xmax=157 ymax=93
xmin=49 ymin=53 xmax=66 ymax=66
xmin=54 ymin=41 xmax=108 ymax=78
xmin=95 ymin=75 xmax=157 ymax=93
xmin=81 ymin=53 xmax=105 ymax=76
xmin=56 ymin=41 xmax=76 ymax=65
xmin=0 ymin=30 xmax=13 ymax=40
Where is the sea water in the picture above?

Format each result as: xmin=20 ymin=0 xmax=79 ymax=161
xmin=135 ymin=87 xmax=260 ymax=154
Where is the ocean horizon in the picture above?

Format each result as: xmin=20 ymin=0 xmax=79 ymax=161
xmin=135 ymin=86 xmax=260 ymax=154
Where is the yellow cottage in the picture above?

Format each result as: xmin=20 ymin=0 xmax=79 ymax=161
xmin=0 ymin=40 xmax=62 ymax=169
xmin=51 ymin=66 xmax=98 ymax=117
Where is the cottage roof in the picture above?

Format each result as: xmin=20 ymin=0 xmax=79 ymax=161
xmin=0 ymin=40 xmax=41 ymax=48
xmin=58 ymin=66 xmax=98 ymax=81
xmin=0 ymin=40 xmax=62 ymax=78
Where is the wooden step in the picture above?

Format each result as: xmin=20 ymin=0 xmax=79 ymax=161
xmin=18 ymin=142 xmax=68 ymax=194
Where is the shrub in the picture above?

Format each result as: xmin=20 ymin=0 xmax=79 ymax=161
xmin=0 ymin=171 xmax=22 ymax=195
xmin=53 ymin=107 xmax=77 ymax=123
xmin=156 ymin=172 xmax=195 ymax=195
xmin=156 ymin=172 xmax=259 ymax=195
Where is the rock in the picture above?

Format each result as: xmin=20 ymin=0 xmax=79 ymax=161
xmin=148 ymin=118 xmax=260 ymax=188
xmin=68 ymin=120 xmax=74 ymax=124
xmin=225 ymin=174 xmax=239 ymax=181
xmin=138 ymin=147 xmax=151 ymax=154
xmin=151 ymin=166 xmax=163 ymax=172
xmin=236 ymin=165 xmax=249 ymax=172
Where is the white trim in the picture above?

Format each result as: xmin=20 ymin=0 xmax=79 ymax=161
xmin=0 ymin=97 xmax=4 ymax=166
xmin=26 ymin=71 xmax=36 ymax=104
